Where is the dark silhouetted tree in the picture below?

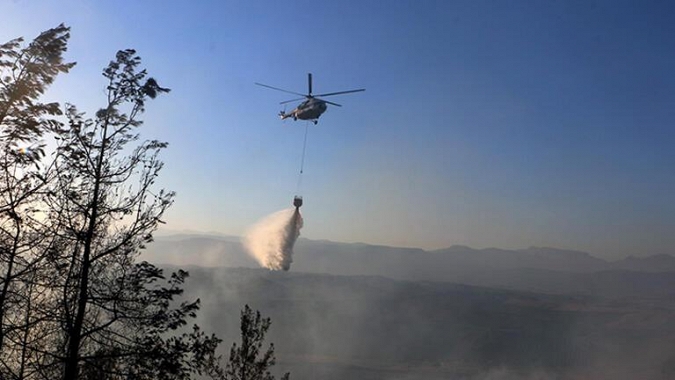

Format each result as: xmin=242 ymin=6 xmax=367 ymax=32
xmin=0 ymin=24 xmax=74 ymax=380
xmin=223 ymin=305 xmax=290 ymax=380
xmin=0 ymin=25 xmax=292 ymax=380
xmin=45 ymin=48 xmax=224 ymax=380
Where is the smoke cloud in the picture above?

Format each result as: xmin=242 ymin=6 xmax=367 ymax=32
xmin=243 ymin=208 xmax=303 ymax=271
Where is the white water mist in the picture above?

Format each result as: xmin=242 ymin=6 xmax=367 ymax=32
xmin=243 ymin=208 xmax=304 ymax=271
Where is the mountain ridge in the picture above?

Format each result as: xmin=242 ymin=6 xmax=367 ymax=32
xmin=143 ymin=233 xmax=675 ymax=272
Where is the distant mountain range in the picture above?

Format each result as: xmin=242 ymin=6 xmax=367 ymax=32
xmin=141 ymin=234 xmax=675 ymax=298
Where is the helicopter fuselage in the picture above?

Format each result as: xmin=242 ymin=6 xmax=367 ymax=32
xmin=280 ymin=98 xmax=327 ymax=123
xmin=258 ymin=73 xmax=364 ymax=125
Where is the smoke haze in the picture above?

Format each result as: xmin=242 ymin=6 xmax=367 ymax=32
xmin=143 ymin=237 xmax=675 ymax=379
xmin=243 ymin=208 xmax=303 ymax=271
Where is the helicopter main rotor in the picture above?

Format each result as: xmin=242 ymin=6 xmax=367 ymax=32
xmin=255 ymin=73 xmax=365 ymax=107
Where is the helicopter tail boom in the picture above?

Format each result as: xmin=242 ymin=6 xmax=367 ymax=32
xmin=279 ymin=110 xmax=295 ymax=120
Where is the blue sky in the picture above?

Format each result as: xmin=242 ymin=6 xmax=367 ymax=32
xmin=2 ymin=0 xmax=674 ymax=258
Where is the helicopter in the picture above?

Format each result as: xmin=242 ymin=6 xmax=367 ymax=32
xmin=255 ymin=73 xmax=364 ymax=124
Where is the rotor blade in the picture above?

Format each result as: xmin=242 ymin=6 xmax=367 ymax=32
xmin=318 ymin=98 xmax=342 ymax=107
xmin=308 ymin=73 xmax=313 ymax=96
xmin=255 ymin=82 xmax=306 ymax=97
xmin=314 ymin=88 xmax=365 ymax=97
xmin=280 ymin=97 xmax=306 ymax=105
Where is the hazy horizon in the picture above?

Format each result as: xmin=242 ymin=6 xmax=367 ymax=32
xmin=155 ymin=227 xmax=672 ymax=261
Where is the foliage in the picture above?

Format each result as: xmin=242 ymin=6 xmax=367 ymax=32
xmin=0 ymin=25 xmax=238 ymax=380
xmin=0 ymin=24 xmax=74 ymax=380
xmin=223 ymin=305 xmax=290 ymax=380
xmin=0 ymin=23 xmax=74 ymax=143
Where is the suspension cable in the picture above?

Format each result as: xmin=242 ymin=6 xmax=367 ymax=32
xmin=296 ymin=122 xmax=309 ymax=193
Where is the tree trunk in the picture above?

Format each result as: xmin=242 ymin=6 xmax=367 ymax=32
xmin=62 ymin=124 xmax=107 ymax=380
xmin=0 ymin=221 xmax=21 ymax=351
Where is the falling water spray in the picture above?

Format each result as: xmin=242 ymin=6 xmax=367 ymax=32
xmin=244 ymin=123 xmax=308 ymax=270
xmin=243 ymin=197 xmax=304 ymax=271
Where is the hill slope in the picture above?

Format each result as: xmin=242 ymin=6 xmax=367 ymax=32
xmin=178 ymin=267 xmax=675 ymax=380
